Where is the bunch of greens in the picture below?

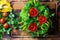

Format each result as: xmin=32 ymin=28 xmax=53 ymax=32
xmin=0 ymin=0 xmax=20 ymax=39
xmin=0 ymin=10 xmax=20 ymax=39
xmin=20 ymin=0 xmax=54 ymax=37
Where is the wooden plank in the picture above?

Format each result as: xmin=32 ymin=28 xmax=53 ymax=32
xmin=11 ymin=38 xmax=38 ymax=40
xmin=2 ymin=38 xmax=11 ymax=40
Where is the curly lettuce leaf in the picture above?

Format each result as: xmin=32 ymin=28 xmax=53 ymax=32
xmin=44 ymin=8 xmax=50 ymax=18
xmin=39 ymin=24 xmax=49 ymax=35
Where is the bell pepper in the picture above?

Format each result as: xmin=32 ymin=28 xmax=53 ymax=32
xmin=0 ymin=0 xmax=12 ymax=12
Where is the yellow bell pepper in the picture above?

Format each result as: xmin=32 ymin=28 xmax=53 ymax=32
xmin=0 ymin=0 xmax=12 ymax=12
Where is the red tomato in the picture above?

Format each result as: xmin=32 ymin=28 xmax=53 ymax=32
xmin=2 ymin=12 xmax=8 ymax=17
xmin=28 ymin=22 xmax=38 ymax=32
xmin=0 ymin=18 xmax=5 ymax=24
xmin=29 ymin=7 xmax=38 ymax=17
xmin=3 ymin=23 xmax=9 ymax=29
xmin=38 ymin=16 xmax=46 ymax=24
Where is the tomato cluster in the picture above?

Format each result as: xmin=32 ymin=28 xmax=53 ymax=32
xmin=29 ymin=7 xmax=47 ymax=32
xmin=0 ymin=12 xmax=9 ymax=29
xmin=29 ymin=7 xmax=46 ymax=24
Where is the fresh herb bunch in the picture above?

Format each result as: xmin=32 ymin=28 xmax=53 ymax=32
xmin=0 ymin=10 xmax=20 ymax=38
xmin=0 ymin=0 xmax=20 ymax=38
xmin=20 ymin=0 xmax=54 ymax=37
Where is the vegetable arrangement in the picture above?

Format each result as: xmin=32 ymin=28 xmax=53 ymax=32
xmin=0 ymin=0 xmax=55 ymax=38
xmin=0 ymin=0 xmax=20 ymax=38
xmin=20 ymin=0 xmax=54 ymax=37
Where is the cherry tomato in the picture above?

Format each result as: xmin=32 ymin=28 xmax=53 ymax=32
xmin=2 ymin=12 xmax=8 ymax=17
xmin=3 ymin=23 xmax=9 ymax=29
xmin=0 ymin=18 xmax=5 ymax=24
